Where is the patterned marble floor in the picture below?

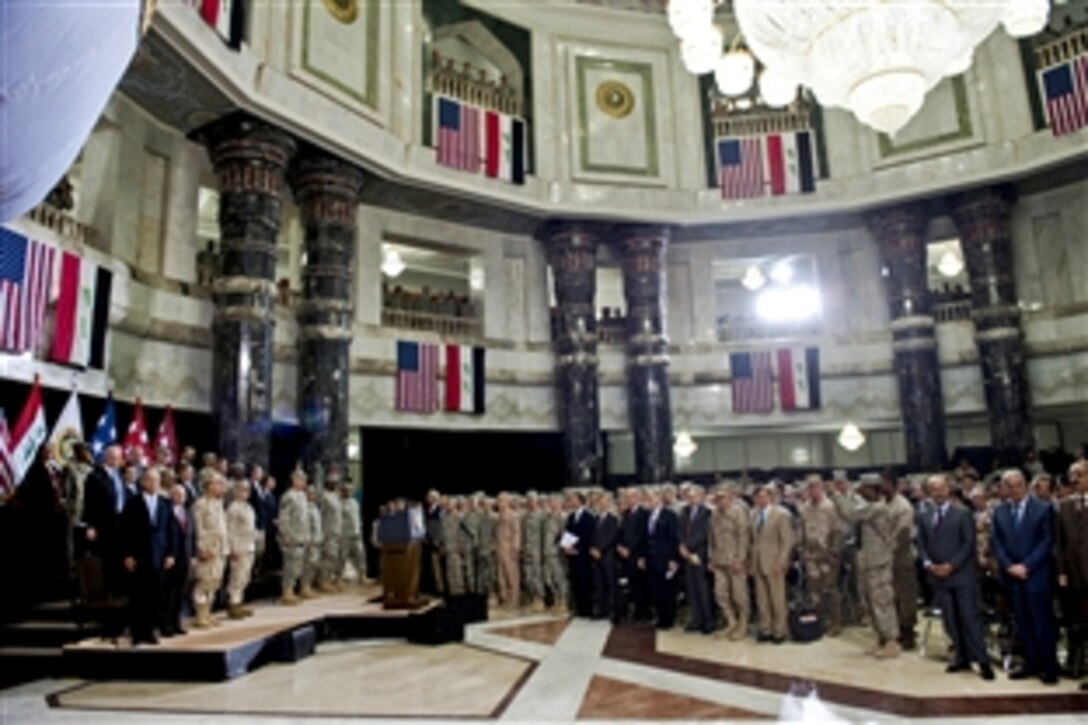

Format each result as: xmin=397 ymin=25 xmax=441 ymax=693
xmin=7 ymin=609 xmax=1086 ymax=723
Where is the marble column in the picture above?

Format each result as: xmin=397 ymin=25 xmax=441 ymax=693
xmin=867 ymin=204 xmax=948 ymax=472
xmin=197 ymin=114 xmax=296 ymax=468
xmin=542 ymin=221 xmax=602 ymax=486
xmin=290 ymin=151 xmax=365 ymax=476
xmin=950 ymin=186 xmax=1034 ymax=466
xmin=618 ymin=225 xmax=674 ymax=485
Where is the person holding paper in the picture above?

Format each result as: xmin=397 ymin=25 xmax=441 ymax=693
xmin=564 ymin=492 xmax=596 ymax=617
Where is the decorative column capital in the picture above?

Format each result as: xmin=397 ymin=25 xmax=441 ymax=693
xmin=194 ymin=113 xmax=297 ymax=190
xmin=948 ymin=185 xmax=1016 ymax=248
xmin=865 ymin=201 xmax=930 ymax=251
xmin=290 ymin=150 xmax=366 ymax=226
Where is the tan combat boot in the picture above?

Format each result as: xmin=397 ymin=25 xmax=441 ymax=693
xmin=281 ymin=587 xmax=300 ymax=606
xmin=191 ymin=602 xmax=212 ymax=629
xmin=729 ymin=617 xmax=748 ymax=641
xmin=299 ymin=584 xmax=316 ymax=599
xmin=874 ymin=641 xmax=901 ymax=659
xmin=531 ymin=599 xmax=545 ymax=613
xmin=228 ymin=604 xmax=246 ymax=620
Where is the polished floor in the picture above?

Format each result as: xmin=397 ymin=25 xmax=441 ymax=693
xmin=6 ymin=605 xmax=1086 ymax=723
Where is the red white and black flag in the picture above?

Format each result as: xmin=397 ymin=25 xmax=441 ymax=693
xmin=195 ymin=0 xmax=245 ymax=49
xmin=444 ymin=345 xmax=485 ymax=415
xmin=777 ymin=347 xmax=821 ymax=411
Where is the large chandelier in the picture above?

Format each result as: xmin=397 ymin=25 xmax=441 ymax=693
xmin=668 ymin=1 xmax=1050 ymax=135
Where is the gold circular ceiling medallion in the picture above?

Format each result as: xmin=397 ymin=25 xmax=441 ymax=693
xmin=595 ymin=80 xmax=636 ymax=119
xmin=323 ymin=0 xmax=358 ymax=25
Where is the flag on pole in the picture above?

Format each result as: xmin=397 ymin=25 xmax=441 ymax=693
xmin=776 ymin=347 xmax=821 ymax=411
xmin=48 ymin=390 xmax=84 ymax=463
xmin=718 ymin=138 xmax=764 ymax=200
xmin=1039 ymin=54 xmax=1088 ymax=136
xmin=763 ymin=131 xmax=816 ymax=195
xmin=0 ymin=228 xmax=56 ymax=354
xmin=123 ymin=398 xmax=152 ymax=467
xmin=729 ymin=351 xmax=774 ymax=413
xmin=153 ymin=405 xmax=179 ymax=466
xmin=50 ymin=253 xmax=105 ymax=367
xmin=90 ymin=395 xmax=117 ymax=461
xmin=9 ymin=378 xmax=48 ymax=485
xmin=395 ymin=341 xmax=439 ymax=413
xmin=444 ymin=345 xmax=485 ymax=414
xmin=0 ymin=410 xmax=16 ymax=493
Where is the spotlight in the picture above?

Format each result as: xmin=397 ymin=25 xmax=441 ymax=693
xmin=755 ymin=285 xmax=821 ymax=323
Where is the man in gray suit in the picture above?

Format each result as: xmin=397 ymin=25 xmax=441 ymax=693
xmin=916 ymin=474 xmax=995 ymax=681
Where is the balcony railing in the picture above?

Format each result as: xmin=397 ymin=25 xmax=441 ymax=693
xmin=933 ymin=299 xmax=973 ymax=324
xmin=716 ymin=319 xmax=822 ymax=343
xmin=27 ymin=203 xmax=95 ymax=245
xmin=381 ymin=307 xmax=481 ymax=338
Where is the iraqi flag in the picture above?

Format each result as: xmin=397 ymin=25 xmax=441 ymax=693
xmin=9 ymin=379 xmax=48 ymax=485
xmin=763 ymin=131 xmax=816 ymax=196
xmin=198 ymin=0 xmax=245 ymax=49
xmin=444 ymin=345 xmax=485 ymax=414
xmin=776 ymin=347 xmax=821 ymax=411
xmin=49 ymin=253 xmax=104 ymax=367
xmin=123 ymin=398 xmax=152 ymax=467
xmin=153 ymin=405 xmax=179 ymax=466
xmin=484 ymin=111 xmax=526 ymax=185
xmin=48 ymin=389 xmax=84 ymax=463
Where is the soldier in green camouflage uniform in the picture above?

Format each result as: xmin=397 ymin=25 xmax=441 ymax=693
xmin=277 ymin=471 xmax=309 ymax=604
xmin=542 ymin=494 xmax=568 ymax=613
xmin=459 ymin=495 xmax=480 ymax=594
xmin=521 ymin=492 xmax=546 ymax=611
xmin=885 ymin=477 xmax=918 ymax=649
xmin=479 ymin=497 xmax=498 ymax=605
xmin=318 ymin=475 xmax=344 ymax=592
xmin=799 ymin=477 xmax=844 ymax=636
xmin=830 ymin=476 xmax=901 ymax=659
xmin=302 ymin=486 xmax=323 ymax=597
xmin=442 ymin=497 xmax=465 ymax=596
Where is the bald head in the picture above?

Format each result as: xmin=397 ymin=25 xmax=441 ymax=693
xmin=927 ymin=473 xmax=951 ymax=505
xmin=1002 ymin=469 xmax=1028 ymax=503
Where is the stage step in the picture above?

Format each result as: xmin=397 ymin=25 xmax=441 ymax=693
xmin=0 ymin=645 xmax=67 ymax=686
xmin=0 ymin=620 xmax=101 ymax=648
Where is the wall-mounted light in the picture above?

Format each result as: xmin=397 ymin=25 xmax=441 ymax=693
xmin=741 ymin=265 xmax=766 ymax=290
xmin=673 ymin=430 xmax=698 ymax=459
xmin=469 ymin=266 xmax=485 ymax=291
xmin=837 ymin=422 xmax=866 ymax=452
xmin=381 ymin=249 xmax=405 ymax=278
xmin=936 ymin=250 xmax=965 ymax=278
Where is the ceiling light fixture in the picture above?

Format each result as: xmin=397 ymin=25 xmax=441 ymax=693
xmin=381 ymin=249 xmax=405 ymax=278
xmin=674 ymin=431 xmax=698 ymax=459
xmin=741 ymin=265 xmax=766 ymax=290
xmin=936 ymin=250 xmax=965 ymax=278
xmin=837 ymin=422 xmax=867 ymax=452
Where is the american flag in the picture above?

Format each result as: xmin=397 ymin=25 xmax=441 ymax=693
xmin=0 ymin=409 xmax=14 ymax=493
xmin=718 ymin=137 xmax=765 ymax=200
xmin=730 ymin=350 xmax=774 ymax=413
xmin=0 ymin=229 xmax=55 ymax=354
xmin=396 ymin=341 xmax=439 ymax=412
xmin=1040 ymin=55 xmax=1088 ymax=136
xmin=436 ymin=97 xmax=482 ymax=172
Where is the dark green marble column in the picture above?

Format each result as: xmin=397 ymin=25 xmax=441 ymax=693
xmin=868 ymin=203 xmax=948 ymax=472
xmin=290 ymin=151 xmax=365 ymax=476
xmin=542 ymin=221 xmax=603 ymax=486
xmin=618 ymin=225 xmax=673 ymax=485
xmin=950 ymin=186 xmax=1034 ymax=466
xmin=197 ymin=114 xmax=296 ymax=468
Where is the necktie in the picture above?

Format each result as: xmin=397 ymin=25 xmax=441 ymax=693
xmin=1015 ymin=502 xmax=1025 ymax=527
xmin=758 ymin=510 xmax=766 ymax=532
xmin=649 ymin=510 xmax=658 ymax=535
xmin=935 ymin=506 xmax=944 ymax=529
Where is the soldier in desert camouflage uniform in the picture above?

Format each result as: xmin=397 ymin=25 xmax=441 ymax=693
xmin=459 ymin=495 xmax=480 ymax=594
xmin=192 ymin=470 xmax=229 ymax=628
xmin=799 ymin=476 xmax=844 ymax=636
xmin=542 ymin=494 xmax=568 ymax=613
xmin=709 ymin=484 xmax=752 ymax=639
xmin=521 ymin=492 xmax=546 ymax=611
xmin=442 ymin=497 xmax=466 ymax=596
xmin=277 ymin=471 xmax=309 ymax=604
xmin=302 ymin=486 xmax=323 ymax=597
xmin=318 ymin=471 xmax=344 ymax=592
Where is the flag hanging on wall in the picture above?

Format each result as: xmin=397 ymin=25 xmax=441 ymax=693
xmin=90 ymin=394 xmax=117 ymax=461
xmin=437 ymin=96 xmax=526 ymax=184
xmin=196 ymin=0 xmax=245 ymax=49
xmin=777 ymin=347 xmax=821 ymax=411
xmin=123 ymin=398 xmax=152 ymax=467
xmin=87 ymin=265 xmax=113 ymax=370
xmin=8 ymin=378 xmax=48 ymax=486
xmin=153 ymin=405 xmax=179 ymax=466
xmin=0 ymin=410 xmax=14 ymax=493
xmin=48 ymin=390 xmax=84 ymax=463
xmin=1039 ymin=53 xmax=1088 ymax=136
xmin=49 ymin=252 xmax=111 ymax=368
xmin=395 ymin=341 xmax=439 ymax=413
xmin=0 ymin=228 xmax=55 ymax=354
xmin=444 ymin=345 xmax=485 ymax=415
xmin=730 ymin=351 xmax=774 ymax=413
xmin=717 ymin=131 xmax=816 ymax=200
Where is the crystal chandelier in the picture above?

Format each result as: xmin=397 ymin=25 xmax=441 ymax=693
xmin=668 ymin=1 xmax=1051 ymax=135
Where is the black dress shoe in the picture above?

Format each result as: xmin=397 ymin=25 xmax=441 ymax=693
xmin=1079 ymin=682 xmax=1087 ymax=692
xmin=756 ymin=633 xmax=773 ymax=643
xmin=945 ymin=662 xmax=970 ymax=673
xmin=1040 ymin=673 xmax=1058 ymax=686
xmin=772 ymin=636 xmax=786 ymax=645
xmin=1008 ymin=669 xmax=1036 ymax=680
xmin=979 ymin=666 xmax=995 ymax=681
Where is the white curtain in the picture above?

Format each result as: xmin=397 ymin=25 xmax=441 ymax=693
xmin=0 ymin=1 xmax=141 ymax=223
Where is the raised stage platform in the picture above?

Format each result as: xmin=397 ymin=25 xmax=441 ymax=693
xmin=62 ymin=589 xmax=444 ymax=682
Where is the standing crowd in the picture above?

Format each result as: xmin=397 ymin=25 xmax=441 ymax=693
xmin=409 ymin=460 xmax=1087 ymax=689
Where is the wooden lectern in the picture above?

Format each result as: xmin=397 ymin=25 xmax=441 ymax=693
xmin=377 ymin=511 xmax=424 ymax=609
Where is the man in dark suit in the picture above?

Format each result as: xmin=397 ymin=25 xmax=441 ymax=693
xmin=643 ymin=487 xmax=679 ymax=629
xmin=82 ymin=445 xmax=131 ymax=599
xmin=679 ymin=484 xmax=714 ymax=634
xmin=1057 ymin=461 xmax=1088 ymax=691
xmin=119 ymin=468 xmax=179 ymax=645
xmin=992 ymin=469 xmax=1059 ymax=684
xmin=177 ymin=463 xmax=199 ymax=508
xmin=162 ymin=483 xmax=195 ymax=637
xmin=590 ymin=492 xmax=620 ymax=621
xmin=564 ymin=492 xmax=596 ymax=617
xmin=917 ymin=474 xmax=995 ymax=681
xmin=422 ymin=489 xmax=445 ymax=596
xmin=249 ymin=467 xmax=276 ymax=573
xmin=618 ymin=488 xmax=650 ymax=621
